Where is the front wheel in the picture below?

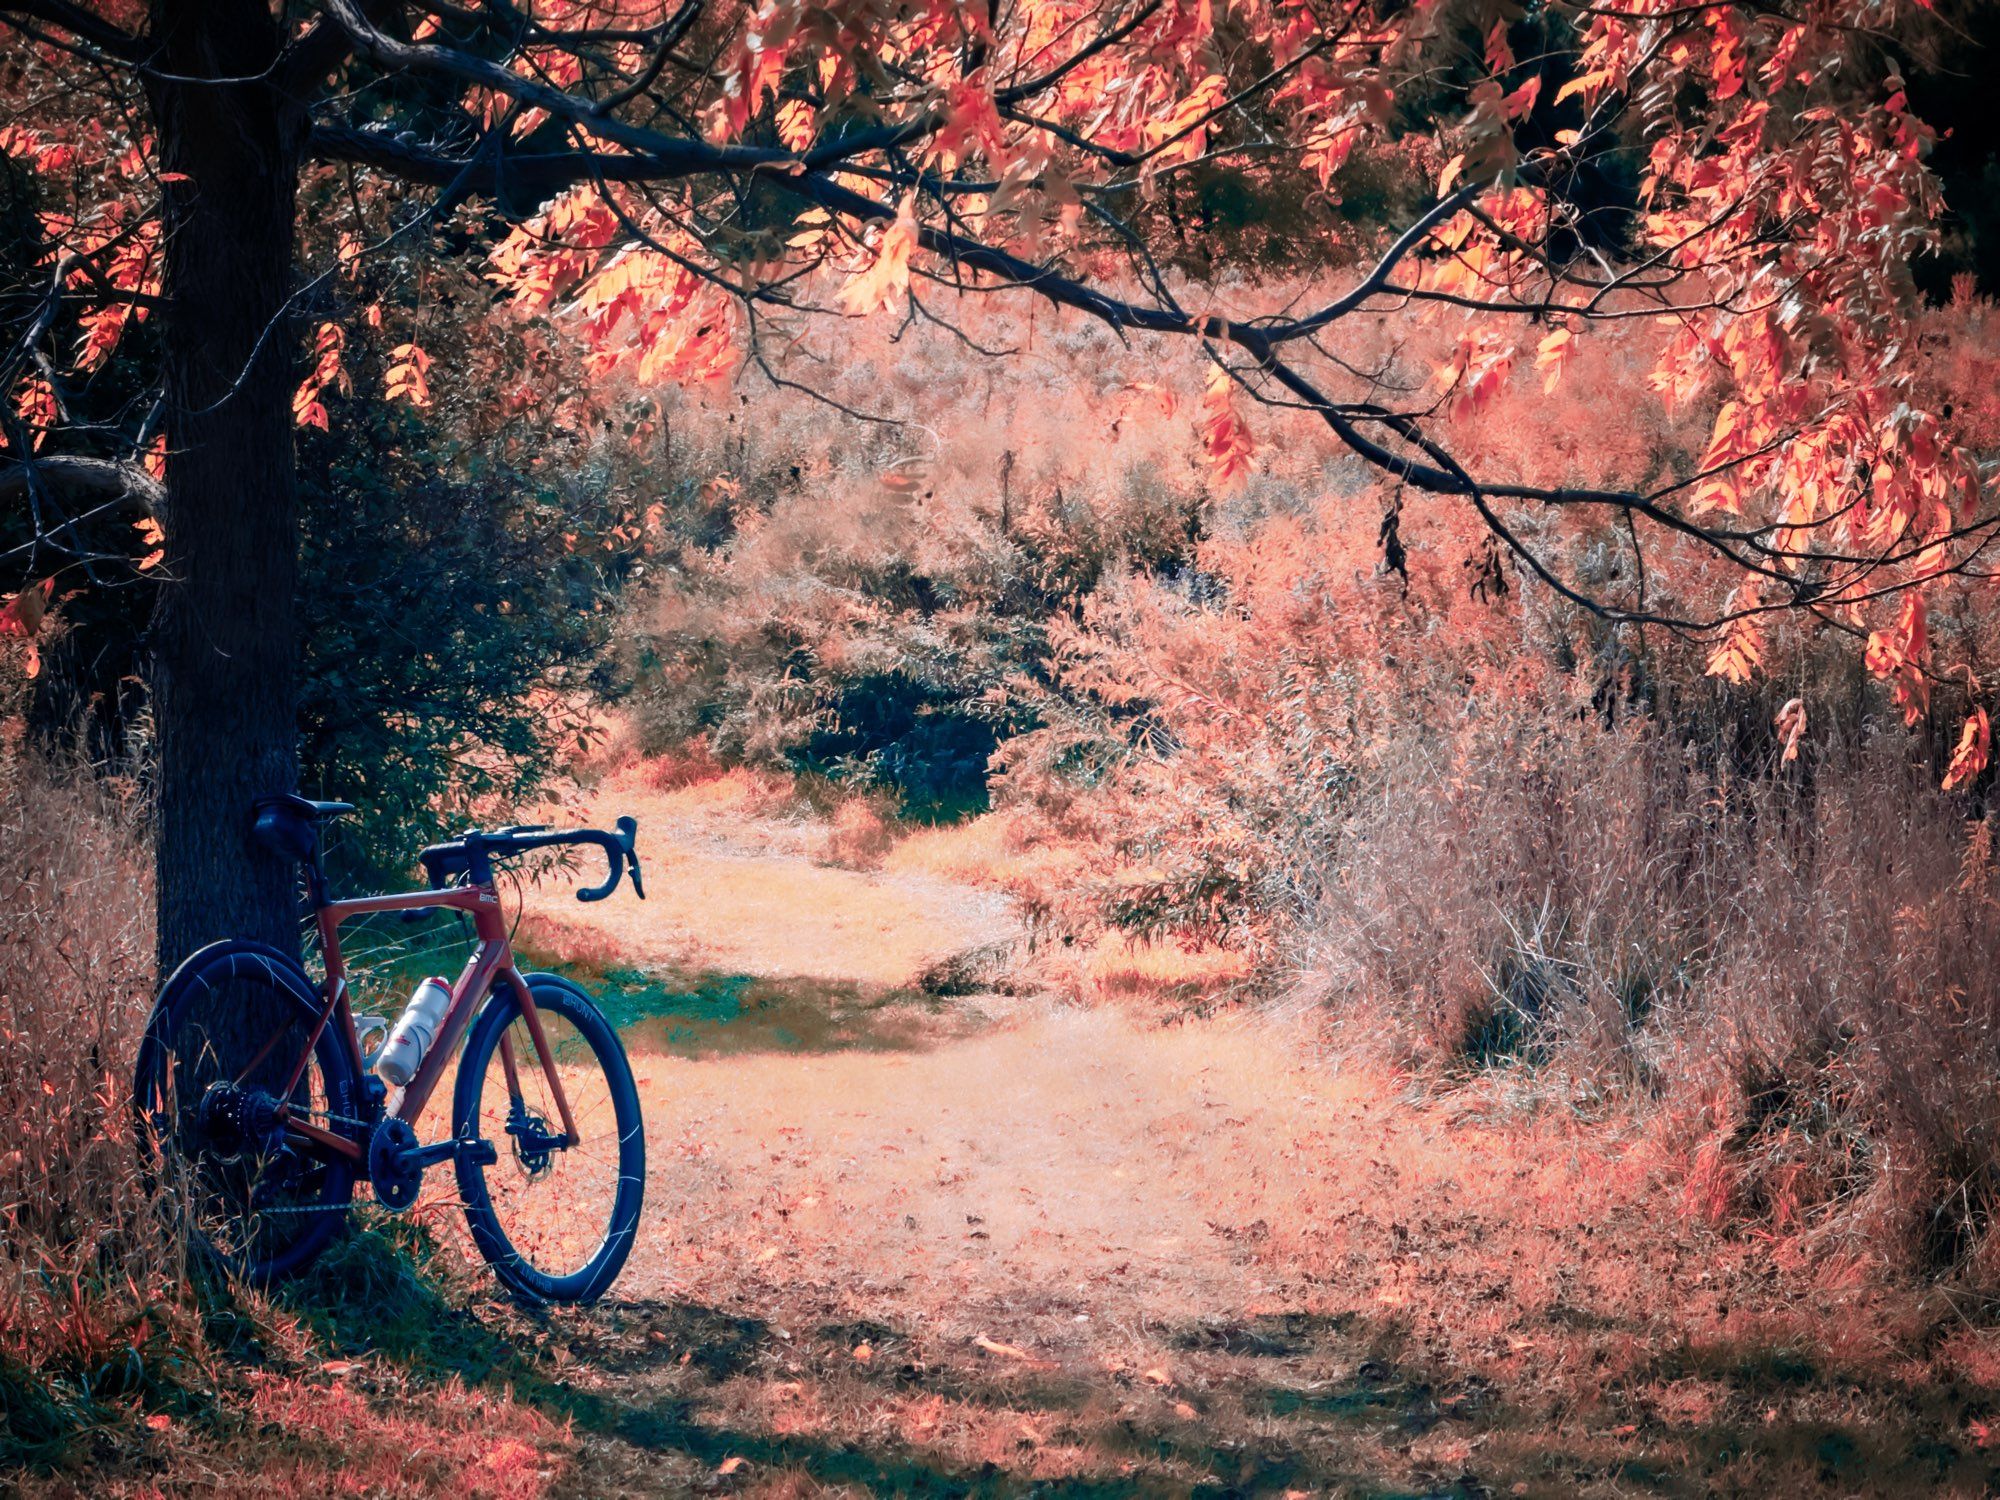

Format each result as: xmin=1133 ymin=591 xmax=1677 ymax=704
xmin=452 ymin=972 xmax=645 ymax=1303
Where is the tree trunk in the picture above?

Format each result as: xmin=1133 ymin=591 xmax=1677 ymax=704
xmin=147 ymin=1 xmax=306 ymax=972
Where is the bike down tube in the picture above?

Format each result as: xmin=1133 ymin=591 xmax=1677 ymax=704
xmin=398 ymin=938 xmax=508 ymax=1125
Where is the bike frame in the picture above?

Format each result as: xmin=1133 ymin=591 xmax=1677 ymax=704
xmin=250 ymin=879 xmax=579 ymax=1165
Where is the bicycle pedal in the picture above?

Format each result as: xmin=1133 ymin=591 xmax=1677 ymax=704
xmin=457 ymin=1137 xmax=499 ymax=1169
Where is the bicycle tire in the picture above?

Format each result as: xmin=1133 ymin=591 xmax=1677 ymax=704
xmin=134 ymin=940 xmax=361 ymax=1284
xmin=452 ymin=972 xmax=645 ymax=1303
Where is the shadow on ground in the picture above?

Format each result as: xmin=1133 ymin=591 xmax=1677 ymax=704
xmin=281 ymin=1251 xmax=2000 ymax=1499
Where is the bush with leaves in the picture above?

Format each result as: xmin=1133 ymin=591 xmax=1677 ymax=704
xmin=18 ymin=384 xmax=638 ymax=884
xmin=294 ymin=399 xmax=636 ymax=880
xmin=619 ymin=308 xmax=1214 ymax=816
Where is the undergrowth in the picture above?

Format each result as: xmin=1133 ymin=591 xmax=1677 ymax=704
xmin=611 ymin=286 xmax=2000 ymax=1290
xmin=0 ymin=737 xmax=565 ymax=1482
xmin=0 ymin=736 xmax=186 ymax=1469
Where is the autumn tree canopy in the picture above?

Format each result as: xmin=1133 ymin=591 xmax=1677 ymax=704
xmin=0 ymin=0 xmax=1992 ymax=949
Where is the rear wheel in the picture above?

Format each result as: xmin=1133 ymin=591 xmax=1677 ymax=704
xmin=134 ymin=941 xmax=360 ymax=1283
xmin=452 ymin=973 xmax=644 ymax=1303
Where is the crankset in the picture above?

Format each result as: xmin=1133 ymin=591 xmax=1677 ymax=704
xmin=367 ymin=1117 xmax=424 ymax=1210
xmin=366 ymin=1119 xmax=502 ymax=1210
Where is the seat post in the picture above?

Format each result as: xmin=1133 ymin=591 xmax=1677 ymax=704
xmin=303 ymin=846 xmax=330 ymax=909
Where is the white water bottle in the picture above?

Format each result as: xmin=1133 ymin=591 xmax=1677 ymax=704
xmin=375 ymin=976 xmax=452 ymax=1086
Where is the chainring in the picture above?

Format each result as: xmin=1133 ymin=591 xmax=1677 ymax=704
xmin=367 ymin=1117 xmax=424 ymax=1211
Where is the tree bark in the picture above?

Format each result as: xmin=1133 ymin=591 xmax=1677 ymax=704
xmin=146 ymin=0 xmax=307 ymax=971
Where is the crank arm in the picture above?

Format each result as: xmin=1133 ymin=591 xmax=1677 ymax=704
xmin=406 ymin=1136 xmax=498 ymax=1170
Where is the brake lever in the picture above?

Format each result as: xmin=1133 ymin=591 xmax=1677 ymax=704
xmin=575 ymin=817 xmax=643 ymax=902
xmin=620 ymin=815 xmax=645 ymax=900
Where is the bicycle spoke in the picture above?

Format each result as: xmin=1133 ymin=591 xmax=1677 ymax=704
xmin=465 ymin=1001 xmax=632 ymax=1285
xmin=141 ymin=962 xmax=355 ymax=1277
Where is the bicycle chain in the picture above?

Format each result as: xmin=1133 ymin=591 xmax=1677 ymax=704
xmin=251 ymin=1110 xmax=493 ymax=1217
xmin=244 ymin=1107 xmax=375 ymax=1217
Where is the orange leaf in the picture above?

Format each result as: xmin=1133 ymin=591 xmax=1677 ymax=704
xmin=1945 ymin=708 xmax=1990 ymax=791
xmin=1774 ymin=697 xmax=1806 ymax=763
xmin=776 ymin=99 xmax=816 ymax=153
xmin=0 ymin=578 xmax=52 ymax=639
xmin=1554 ymin=71 xmax=1608 ymax=107
xmin=1501 ymin=75 xmax=1542 ymax=122
xmin=1864 ymin=593 xmax=1930 ymax=725
xmin=12 ymin=375 xmax=56 ymax=451
xmin=1535 ymin=326 xmax=1575 ymax=394
xmin=837 ymin=196 xmax=919 ymax=316
xmin=974 ymin=1334 xmax=1054 ymax=1368
xmin=1199 ymin=366 xmax=1255 ymax=494
xmin=134 ymin=515 xmax=165 ymax=572
xmin=384 ymin=342 xmax=433 ymax=407
xmin=930 ymin=79 xmax=1008 ymax=168
xmin=1704 ymin=588 xmax=1763 ymax=684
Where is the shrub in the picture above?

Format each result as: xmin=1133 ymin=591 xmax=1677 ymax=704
xmin=617 ymin=303 xmax=1219 ymax=814
xmin=1301 ymin=699 xmax=2000 ymax=1267
xmin=0 ymin=734 xmax=183 ymax=1463
xmin=294 ymin=402 xmax=636 ymax=879
xmin=18 ymin=397 xmax=640 ymax=885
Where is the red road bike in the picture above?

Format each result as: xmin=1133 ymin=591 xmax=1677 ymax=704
xmin=135 ymin=795 xmax=647 ymax=1303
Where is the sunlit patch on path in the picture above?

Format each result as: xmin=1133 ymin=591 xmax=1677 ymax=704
xmin=519 ymin=767 xmax=1018 ymax=990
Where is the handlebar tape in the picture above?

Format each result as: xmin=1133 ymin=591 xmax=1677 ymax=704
xmin=416 ymin=817 xmax=643 ymax=902
xmin=575 ymin=816 xmax=643 ymax=902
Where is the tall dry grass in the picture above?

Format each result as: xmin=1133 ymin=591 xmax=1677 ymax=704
xmin=1290 ymin=687 xmax=2000 ymax=1277
xmin=0 ymin=734 xmax=183 ymax=1453
xmin=873 ymin=284 xmax=2000 ymax=1277
xmin=1006 ymin=501 xmax=2000 ymax=1274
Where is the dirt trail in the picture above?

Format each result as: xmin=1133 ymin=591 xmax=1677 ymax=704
xmin=507 ymin=773 xmax=2000 ymax=1498
xmin=520 ymin=770 xmax=1017 ymax=989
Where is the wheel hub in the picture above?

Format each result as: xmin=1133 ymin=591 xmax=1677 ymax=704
xmin=367 ymin=1117 xmax=424 ymax=1210
xmin=506 ymin=1106 xmax=563 ymax=1179
xmin=196 ymin=1082 xmax=285 ymax=1160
